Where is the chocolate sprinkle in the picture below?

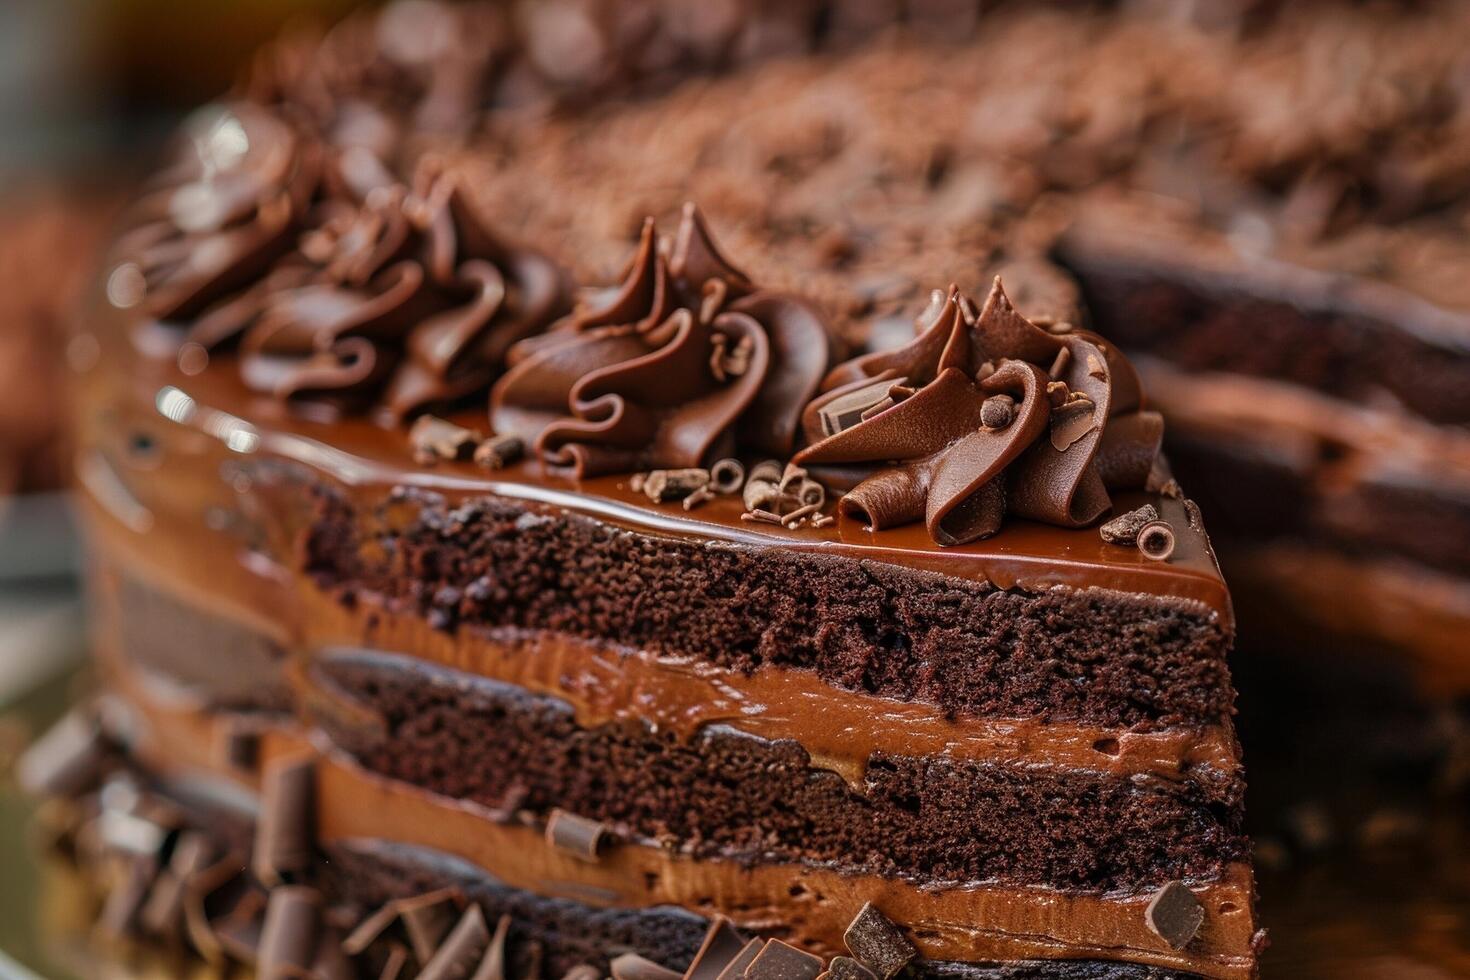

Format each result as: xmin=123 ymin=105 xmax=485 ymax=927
xmin=419 ymin=903 xmax=490 ymax=980
xmin=612 ymin=952 xmax=683 ymax=980
xmin=683 ymin=918 xmax=748 ymax=980
xmin=1137 ymin=520 xmax=1178 ymax=562
xmin=745 ymin=939 xmax=824 ymax=980
xmin=1145 ymin=880 xmax=1205 ymax=950
xmin=254 ymin=756 xmax=316 ymax=887
xmin=545 ymin=808 xmax=609 ymax=861
xmin=842 ymin=903 xmax=918 ymax=979
xmin=258 ymin=886 xmax=322 ymax=979
xmin=824 ymin=957 xmax=877 ymax=980
xmin=1099 ymin=504 xmax=1160 ymax=546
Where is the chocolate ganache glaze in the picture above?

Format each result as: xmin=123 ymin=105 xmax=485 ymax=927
xmin=490 ymin=203 xmax=834 ymax=476
xmin=117 ymin=100 xmax=568 ymax=422
xmin=795 ymin=280 xmax=1166 ymax=546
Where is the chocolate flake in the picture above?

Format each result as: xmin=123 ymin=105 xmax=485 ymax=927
xmin=474 ymin=434 xmax=525 ymax=470
xmin=253 ymin=756 xmax=316 ymax=887
xmin=1145 ymin=881 xmax=1205 ymax=950
xmin=1137 ymin=520 xmax=1177 ymax=562
xmin=980 ymin=394 xmax=1015 ymax=430
xmin=410 ymin=415 xmax=482 ymax=464
xmin=1099 ymin=504 xmax=1160 ymax=546
xmin=709 ymin=458 xmax=746 ymax=494
xmin=817 ymin=377 xmax=906 ymax=436
xmin=471 ymin=913 xmax=512 ymax=980
xmin=16 ymin=707 xmax=107 ymax=798
xmin=545 ymin=808 xmax=609 ymax=861
xmin=1049 ymin=397 xmax=1096 ymax=451
xmin=643 ymin=468 xmax=710 ymax=502
xmin=843 ymin=903 xmax=918 ymax=979
xmin=612 ymin=952 xmax=684 ymax=980
xmin=397 ymin=888 xmax=461 ymax=962
xmin=419 ymin=904 xmax=490 ymax=980
xmin=342 ymin=902 xmax=401 ymax=956
xmin=713 ymin=940 xmax=765 ymax=980
xmin=683 ymin=918 xmax=748 ymax=980
xmin=824 ymin=957 xmax=878 ymax=980
xmin=259 ymin=886 xmax=322 ymax=978
xmin=1184 ymin=498 xmax=1204 ymax=531
xmin=745 ymin=939 xmax=824 ymax=980
xmin=1086 ymin=353 xmax=1107 ymax=380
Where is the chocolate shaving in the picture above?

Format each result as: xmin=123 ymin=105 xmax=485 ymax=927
xmin=258 ymin=886 xmax=322 ymax=978
xmin=545 ymin=809 xmax=609 ymax=861
xmin=643 ymin=468 xmax=710 ymax=502
xmin=16 ymin=707 xmax=108 ymax=798
xmin=1184 ymin=498 xmax=1204 ymax=531
xmin=1099 ymin=504 xmax=1160 ymax=546
xmin=419 ymin=904 xmax=490 ymax=980
xmin=342 ymin=902 xmax=401 ymax=956
xmin=824 ymin=958 xmax=877 ymax=980
xmin=1050 ymin=397 xmax=1096 ymax=451
xmin=1137 ymin=520 xmax=1177 ymax=562
xmin=612 ymin=953 xmax=683 ymax=980
xmin=843 ymin=903 xmax=918 ymax=979
xmin=811 ymin=514 xmax=835 ymax=528
xmin=139 ymin=830 xmax=213 ymax=937
xmin=474 ymin=434 xmax=524 ymax=470
xmin=742 ymin=462 xmax=781 ymax=511
xmin=410 ymin=415 xmax=482 ymax=464
xmin=745 ymin=939 xmax=824 ymax=980
xmin=817 ymin=377 xmax=905 ymax=436
xmin=398 ymin=888 xmax=461 ymax=963
xmin=709 ymin=458 xmax=746 ymax=494
xmin=471 ymin=914 xmax=512 ymax=980
xmin=713 ymin=940 xmax=765 ymax=980
xmin=253 ymin=756 xmax=316 ymax=887
xmin=1145 ymin=881 xmax=1205 ymax=950
xmin=683 ymin=918 xmax=749 ymax=980
xmin=1086 ymin=353 xmax=1107 ymax=380
xmin=980 ymin=394 xmax=1014 ymax=430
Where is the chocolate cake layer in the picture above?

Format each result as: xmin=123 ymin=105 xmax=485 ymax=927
xmin=307 ymin=649 xmax=1246 ymax=892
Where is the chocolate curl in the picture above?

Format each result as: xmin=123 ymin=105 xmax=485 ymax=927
xmin=253 ymin=756 xmax=316 ymax=887
xmin=418 ymin=904 xmax=490 ymax=980
xmin=1009 ymin=333 xmax=1114 ymax=527
xmin=258 ymin=886 xmax=322 ymax=979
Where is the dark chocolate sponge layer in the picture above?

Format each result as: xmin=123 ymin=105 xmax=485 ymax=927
xmin=306 ymin=489 xmax=1234 ymax=732
xmin=311 ymin=650 xmax=1247 ymax=893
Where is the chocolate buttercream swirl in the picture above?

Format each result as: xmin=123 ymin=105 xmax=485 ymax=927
xmin=184 ymin=158 xmax=568 ymax=422
xmin=794 ymin=279 xmax=1164 ymax=546
xmin=114 ymin=103 xmax=322 ymax=325
xmin=490 ymin=204 xmax=833 ymax=477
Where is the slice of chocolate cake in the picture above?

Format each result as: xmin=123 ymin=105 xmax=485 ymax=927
xmin=23 ymin=3 xmax=1270 ymax=979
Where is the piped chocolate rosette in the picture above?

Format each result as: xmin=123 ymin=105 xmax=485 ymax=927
xmin=490 ymin=203 xmax=833 ymax=476
xmin=128 ymin=122 xmax=568 ymax=422
xmin=794 ymin=279 xmax=1166 ymax=546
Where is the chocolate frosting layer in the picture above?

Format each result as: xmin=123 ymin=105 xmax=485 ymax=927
xmin=795 ymin=280 xmax=1164 ymax=546
xmin=491 ymin=204 xmax=833 ymax=476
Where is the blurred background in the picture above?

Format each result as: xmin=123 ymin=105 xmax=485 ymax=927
xmin=0 ymin=1 xmax=1467 ymax=978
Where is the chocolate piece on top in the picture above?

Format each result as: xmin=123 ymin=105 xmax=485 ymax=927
xmin=397 ymin=888 xmax=461 ymax=962
xmin=842 ymin=903 xmax=918 ymax=979
xmin=1099 ymin=504 xmax=1161 ymax=546
xmin=1138 ymin=521 xmax=1178 ymax=562
xmin=1145 ymin=881 xmax=1205 ymax=950
xmin=744 ymin=939 xmax=825 ymax=980
xmin=611 ymin=953 xmax=683 ymax=980
xmin=684 ymin=918 xmax=749 ymax=980
xmin=712 ymin=939 xmax=766 ymax=980
xmin=545 ymin=808 xmax=609 ymax=861
xmin=824 ymin=957 xmax=878 ymax=980
xmin=418 ymin=904 xmax=490 ymax=980
xmin=253 ymin=756 xmax=316 ymax=886
xmin=258 ymin=886 xmax=323 ymax=979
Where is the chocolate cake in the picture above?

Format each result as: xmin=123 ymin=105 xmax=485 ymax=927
xmin=34 ymin=2 xmax=1439 ymax=978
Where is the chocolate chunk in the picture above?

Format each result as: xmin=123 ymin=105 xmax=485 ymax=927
xmin=474 ymin=434 xmax=524 ymax=470
xmin=397 ymin=888 xmax=461 ymax=962
xmin=643 ymin=468 xmax=711 ymax=502
xmin=1144 ymin=881 xmax=1204 ymax=950
xmin=713 ymin=939 xmax=765 ymax=980
xmin=843 ymin=903 xmax=917 ymax=979
xmin=824 ymin=957 xmax=877 ymax=980
xmin=410 ymin=415 xmax=482 ymax=464
xmin=253 ymin=756 xmax=316 ymax=887
xmin=980 ymin=394 xmax=1015 ymax=430
xmin=1098 ymin=504 xmax=1160 ymax=546
xmin=1137 ymin=520 xmax=1177 ymax=562
xmin=745 ymin=939 xmax=823 ymax=980
xmin=259 ymin=886 xmax=322 ymax=978
xmin=709 ymin=458 xmax=746 ymax=494
xmin=470 ymin=913 xmax=512 ymax=980
xmin=419 ymin=904 xmax=490 ymax=980
xmin=818 ymin=377 xmax=907 ymax=436
xmin=545 ymin=808 xmax=609 ymax=861
xmin=612 ymin=952 xmax=683 ymax=980
xmin=16 ymin=707 xmax=107 ymax=798
xmin=683 ymin=917 xmax=749 ymax=980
